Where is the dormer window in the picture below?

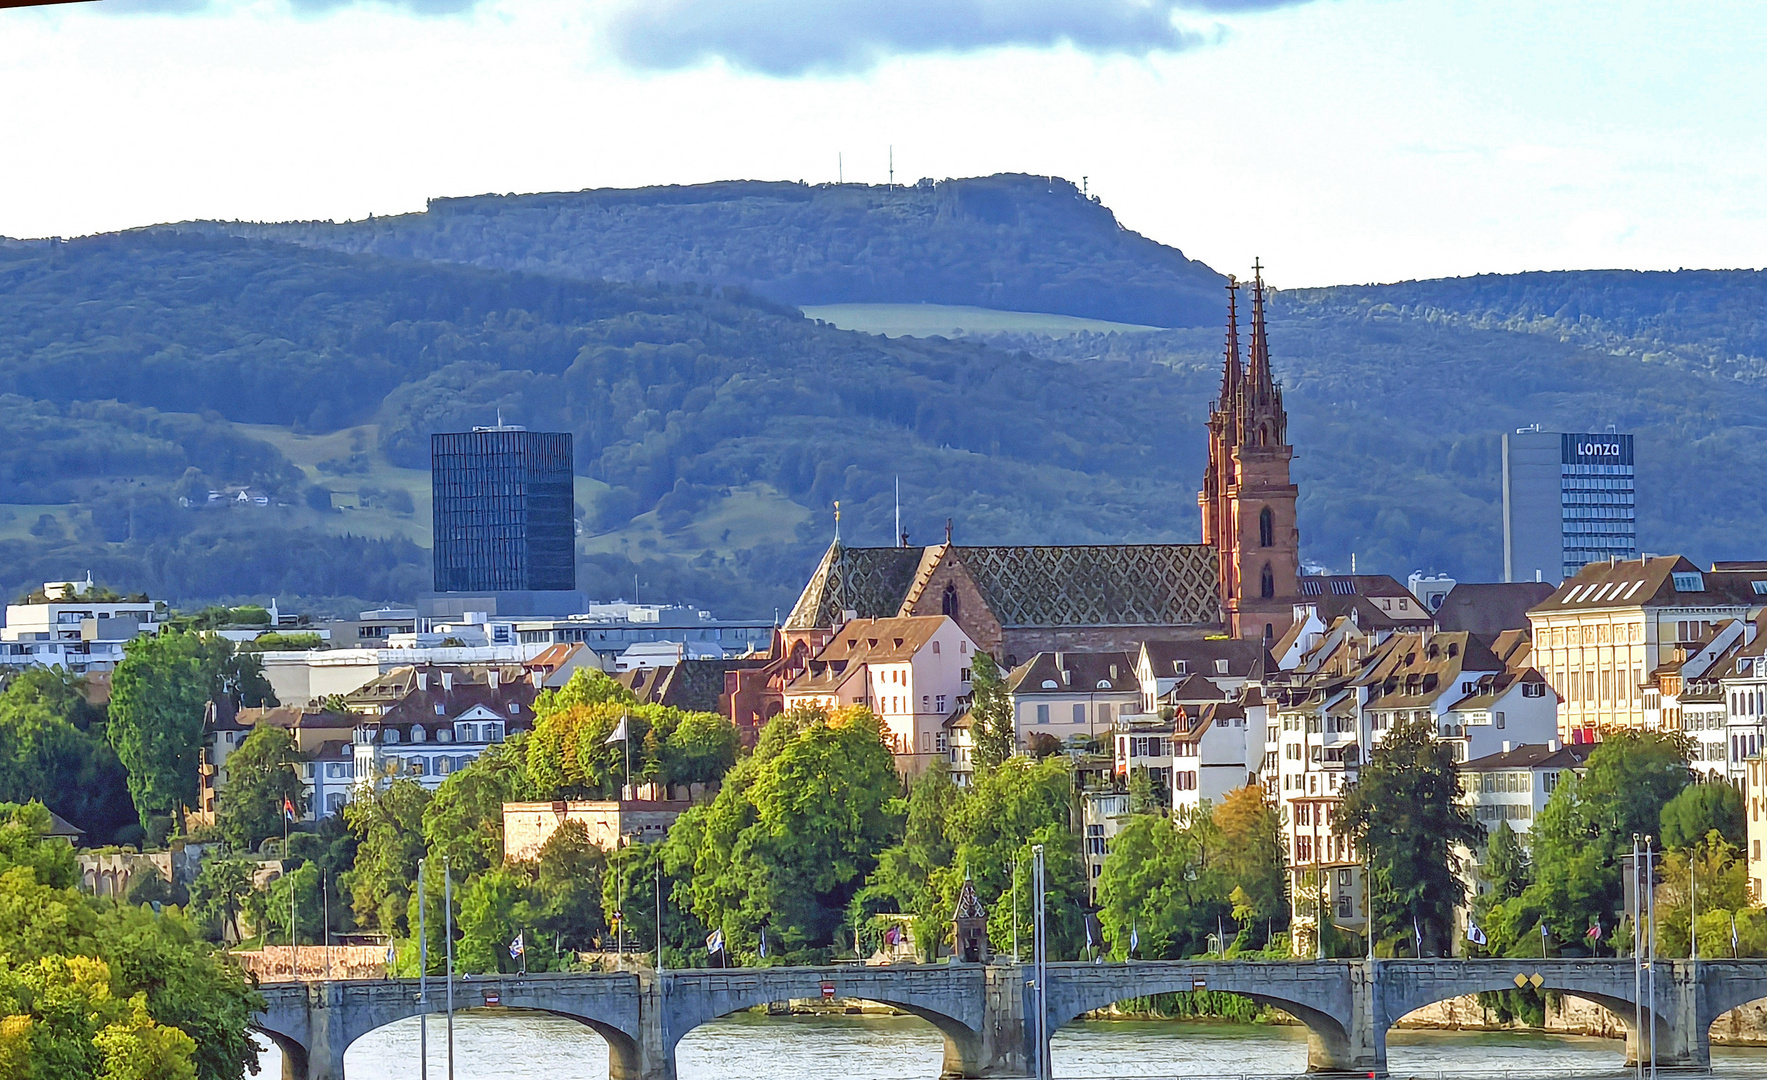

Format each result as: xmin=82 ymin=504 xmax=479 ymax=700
xmin=1673 ymin=572 xmax=1704 ymax=592
xmin=411 ymin=726 xmax=426 ymax=742
xmin=383 ymin=729 xmax=399 ymax=744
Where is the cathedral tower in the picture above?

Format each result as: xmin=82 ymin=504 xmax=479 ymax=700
xmin=1199 ymin=263 xmax=1300 ymax=643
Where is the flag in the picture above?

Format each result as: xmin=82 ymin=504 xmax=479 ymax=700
xmin=606 ymin=715 xmax=630 ymax=745
xmin=1734 ymin=915 xmax=1741 ymax=956
xmin=883 ymin=924 xmax=903 ymax=947
xmin=283 ymin=797 xmax=297 ymax=822
xmin=509 ymin=932 xmax=524 ymax=959
xmin=1466 ymin=921 xmax=1487 ymax=947
xmin=385 ymin=943 xmax=397 ymax=966
xmin=1084 ymin=914 xmax=1102 ymax=950
xmin=1129 ymin=920 xmax=1139 ymax=955
xmin=758 ymin=927 xmax=767 ymax=959
xmin=1414 ymin=916 xmax=1422 ymax=954
xmin=1587 ymin=921 xmax=1602 ymax=942
xmin=706 ymin=929 xmax=724 ymax=955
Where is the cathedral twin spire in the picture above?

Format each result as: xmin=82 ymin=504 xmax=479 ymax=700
xmin=1215 ymin=261 xmax=1286 ymax=452
xmin=1201 ymin=261 xmax=1299 ymax=642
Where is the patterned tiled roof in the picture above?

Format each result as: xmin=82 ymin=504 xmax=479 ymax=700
xmin=785 ymin=543 xmax=928 ymax=629
xmin=785 ymin=541 xmax=1220 ymax=631
xmin=952 ymin=545 xmax=1218 ymax=628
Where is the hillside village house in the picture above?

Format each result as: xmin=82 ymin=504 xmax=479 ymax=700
xmin=781 ymin=615 xmax=976 ymax=775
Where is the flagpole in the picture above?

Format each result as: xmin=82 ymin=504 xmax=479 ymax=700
xmin=656 ymin=862 xmax=664 ymax=973
xmin=1633 ymin=834 xmax=1643 ymax=1080
xmin=445 ymin=855 xmax=455 ymax=1080
xmin=1647 ymin=836 xmax=1657 ymax=1080
xmin=285 ymin=804 xmax=293 ymax=980
xmin=419 ymin=856 xmax=428 ymax=1080
xmin=323 ymin=874 xmax=331 ymax=982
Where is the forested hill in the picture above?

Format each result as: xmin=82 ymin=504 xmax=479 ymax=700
xmin=7 ymin=183 xmax=1767 ymax=615
xmin=1290 ymin=270 xmax=1767 ymax=383
xmin=0 ymin=230 xmax=1216 ymax=614
xmin=172 ymin=174 xmax=1227 ymax=329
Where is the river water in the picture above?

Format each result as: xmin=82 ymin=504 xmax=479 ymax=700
xmin=265 ymin=1009 xmax=1767 ymax=1080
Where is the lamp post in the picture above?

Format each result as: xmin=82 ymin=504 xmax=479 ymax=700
xmin=445 ymin=856 xmax=455 ymax=1080
xmin=1032 ymin=844 xmax=1048 ymax=1080
xmin=418 ymin=857 xmax=428 ymax=1080
xmin=1631 ymin=834 xmax=1642 ymax=1080
xmin=1646 ymin=835 xmax=1657 ymax=1080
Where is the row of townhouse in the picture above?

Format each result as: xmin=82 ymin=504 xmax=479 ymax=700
xmin=196 ymin=662 xmax=543 ymax=823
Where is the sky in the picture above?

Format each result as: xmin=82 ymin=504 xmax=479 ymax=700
xmin=2 ymin=0 xmax=1764 ymax=286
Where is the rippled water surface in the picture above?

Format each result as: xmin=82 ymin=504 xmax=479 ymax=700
xmin=260 ymin=1010 xmax=1767 ymax=1079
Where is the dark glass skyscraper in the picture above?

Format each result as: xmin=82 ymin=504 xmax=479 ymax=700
xmin=431 ymin=428 xmax=575 ymax=593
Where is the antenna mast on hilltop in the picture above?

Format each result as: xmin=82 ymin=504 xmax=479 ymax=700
xmin=838 ymin=152 xmax=843 ymax=184
xmin=888 ymin=146 xmax=894 ymax=191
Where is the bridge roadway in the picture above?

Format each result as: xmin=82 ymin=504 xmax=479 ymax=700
xmin=256 ymin=958 xmax=1767 ymax=1079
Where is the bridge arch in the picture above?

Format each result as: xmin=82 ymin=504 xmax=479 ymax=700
xmin=662 ymin=966 xmax=991 ymax=1079
xmin=1041 ymin=962 xmax=1362 ymax=1073
xmin=255 ymin=976 xmax=652 ymax=1080
xmin=1378 ymin=960 xmax=1678 ymax=1068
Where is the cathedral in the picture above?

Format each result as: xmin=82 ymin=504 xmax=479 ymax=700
xmin=1199 ymin=264 xmax=1302 ymax=645
xmin=779 ymin=263 xmax=1301 ymax=665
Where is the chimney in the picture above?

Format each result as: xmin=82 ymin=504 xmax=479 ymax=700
xmin=442 ymin=671 xmax=454 ymax=693
xmin=531 ymin=670 xmax=544 ymax=689
xmin=417 ymin=671 xmax=428 ymax=691
xmin=1501 ymin=741 xmax=1511 ymax=754
xmin=1548 ymin=738 xmax=1561 ymax=752
xmin=489 ymin=669 xmax=500 ymax=691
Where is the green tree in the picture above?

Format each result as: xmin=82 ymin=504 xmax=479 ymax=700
xmin=342 ymin=778 xmax=430 ymax=935
xmin=1213 ymin=785 xmax=1288 ymax=939
xmin=857 ymin=760 xmax=960 ymax=958
xmin=1660 ymin=780 xmax=1745 ymax=850
xmin=421 ymin=735 xmax=535 ymax=880
xmin=1128 ymin=767 xmax=1168 ymax=815
xmin=245 ymin=861 xmax=324 ymax=946
xmin=968 ymin=652 xmax=1013 ymax=772
xmin=1337 ymin=714 xmax=1482 ymax=956
xmin=669 ymin=704 xmax=901 ymax=961
xmin=109 ymin=632 xmax=212 ymax=830
xmin=1483 ymin=821 xmax=1532 ymax=901
xmin=941 ymin=755 xmax=1086 ymax=960
xmin=457 ymin=865 xmax=564 ymax=974
xmin=661 ymin=710 xmax=740 ymax=788
xmin=213 ymin=725 xmax=306 ymax=853
xmin=1096 ymin=809 xmax=1228 ymax=959
xmin=531 ymin=820 xmax=608 ymax=954
xmin=1653 ymin=831 xmax=1752 ymax=958
xmin=188 ymin=858 xmax=255 ymax=943
xmin=0 ymin=801 xmax=259 ymax=1080
xmin=0 ymin=667 xmax=135 ymax=845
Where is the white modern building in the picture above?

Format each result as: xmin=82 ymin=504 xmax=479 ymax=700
xmin=0 ymin=578 xmax=166 ymax=672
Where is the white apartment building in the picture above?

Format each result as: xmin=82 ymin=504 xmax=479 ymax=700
xmin=1082 ymin=790 xmax=1131 ymax=901
xmin=1168 ymin=696 xmax=1266 ymax=818
xmin=782 ymin=615 xmax=976 ymax=775
xmin=1528 ymin=556 xmax=1763 ymax=744
xmin=259 ymin=643 xmax=549 ymax=708
xmin=0 ymin=579 xmax=165 ymax=673
xmin=1007 ymin=651 xmax=1138 ymax=750
xmin=1718 ymin=635 xmax=1767 ymax=788
xmin=346 ymin=666 xmax=537 ymax=795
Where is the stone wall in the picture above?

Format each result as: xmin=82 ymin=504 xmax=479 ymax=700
xmin=1397 ymin=993 xmax=1767 ymax=1046
xmin=232 ymin=945 xmax=389 ymax=981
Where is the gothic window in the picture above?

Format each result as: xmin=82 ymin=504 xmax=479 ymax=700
xmin=941 ymin=583 xmax=960 ymax=620
xmin=1260 ymin=563 xmax=1275 ymax=599
xmin=1259 ymin=507 xmax=1274 ymax=548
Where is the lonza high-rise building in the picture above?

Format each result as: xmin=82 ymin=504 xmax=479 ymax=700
xmin=1502 ymin=428 xmax=1637 ymax=586
xmin=431 ymin=427 xmax=576 ymax=593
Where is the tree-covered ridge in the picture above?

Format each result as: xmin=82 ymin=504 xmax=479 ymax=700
xmin=1290 ymin=269 xmax=1767 ymax=383
xmin=0 ymin=230 xmax=1214 ymax=611
xmin=183 ymin=175 xmax=1227 ymax=329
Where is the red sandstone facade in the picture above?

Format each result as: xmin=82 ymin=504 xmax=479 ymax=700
xmin=1198 ymin=266 xmax=1301 ymax=645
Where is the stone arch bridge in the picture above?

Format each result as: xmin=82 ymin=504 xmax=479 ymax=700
xmin=257 ymin=958 xmax=1767 ymax=1079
